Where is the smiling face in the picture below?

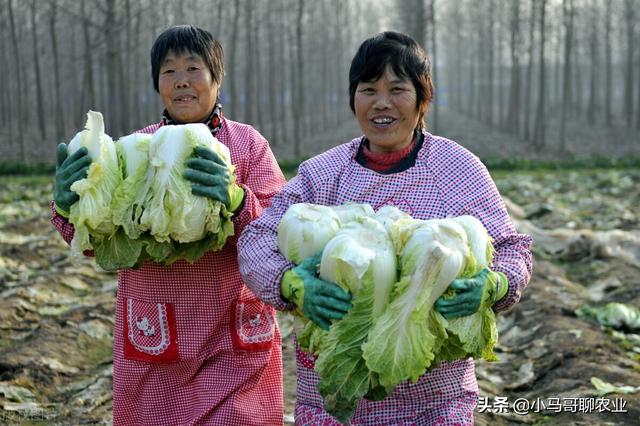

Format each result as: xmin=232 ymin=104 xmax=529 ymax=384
xmin=354 ymin=66 xmax=422 ymax=153
xmin=158 ymin=50 xmax=219 ymax=123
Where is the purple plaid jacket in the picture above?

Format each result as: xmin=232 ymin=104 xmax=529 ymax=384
xmin=238 ymin=130 xmax=533 ymax=425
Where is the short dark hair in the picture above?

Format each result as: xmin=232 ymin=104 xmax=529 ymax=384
xmin=348 ymin=31 xmax=434 ymax=129
xmin=150 ymin=25 xmax=224 ymax=92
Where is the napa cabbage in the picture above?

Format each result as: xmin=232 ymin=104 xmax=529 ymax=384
xmin=277 ymin=203 xmax=341 ymax=264
xmin=66 ymin=119 xmax=237 ymax=270
xmin=577 ymin=302 xmax=640 ymax=331
xmin=314 ymin=217 xmax=397 ymax=421
xmin=329 ymin=203 xmax=374 ymax=224
xmin=112 ymin=132 xmax=152 ymax=240
xmin=67 ymin=111 xmax=120 ymax=256
xmin=362 ymin=219 xmax=469 ymax=389
xmin=438 ymin=215 xmax=500 ymax=363
xmin=373 ymin=204 xmax=411 ymax=234
xmin=138 ymin=124 xmax=235 ymax=246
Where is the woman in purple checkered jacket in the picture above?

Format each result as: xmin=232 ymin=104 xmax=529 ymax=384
xmin=238 ymin=31 xmax=532 ymax=425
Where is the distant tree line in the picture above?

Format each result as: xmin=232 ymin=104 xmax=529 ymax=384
xmin=1 ymin=0 xmax=638 ymax=163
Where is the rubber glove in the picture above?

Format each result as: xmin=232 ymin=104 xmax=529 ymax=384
xmin=184 ymin=146 xmax=244 ymax=212
xmin=435 ymin=268 xmax=509 ymax=319
xmin=53 ymin=143 xmax=92 ymax=217
xmin=280 ymin=253 xmax=353 ymax=330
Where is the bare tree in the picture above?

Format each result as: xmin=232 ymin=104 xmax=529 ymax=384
xmin=587 ymin=0 xmax=599 ymax=124
xmin=31 ymin=0 xmax=46 ymax=140
xmin=428 ymin=0 xmax=438 ymax=133
xmin=507 ymin=0 xmax=521 ymax=134
xmin=244 ymin=0 xmax=256 ymax=127
xmin=227 ymin=1 xmax=240 ymax=120
xmin=486 ymin=0 xmax=495 ymax=126
xmin=533 ymin=0 xmax=546 ymax=149
xmin=524 ymin=0 xmax=536 ymax=141
xmin=293 ymin=0 xmax=305 ymax=155
xmin=8 ymin=0 xmax=26 ymax=160
xmin=266 ymin=1 xmax=279 ymax=145
xmin=49 ymin=0 xmax=65 ymax=142
xmin=624 ymin=0 xmax=634 ymax=127
xmin=604 ymin=0 xmax=612 ymax=126
xmin=560 ymin=0 xmax=574 ymax=151
xmin=451 ymin=1 xmax=463 ymax=112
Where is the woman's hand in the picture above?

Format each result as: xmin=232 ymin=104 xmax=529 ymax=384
xmin=435 ymin=268 xmax=508 ymax=319
xmin=184 ymin=146 xmax=234 ymax=206
xmin=53 ymin=143 xmax=91 ymax=216
xmin=281 ymin=254 xmax=353 ymax=330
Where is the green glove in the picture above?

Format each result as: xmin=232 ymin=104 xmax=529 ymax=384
xmin=435 ymin=268 xmax=508 ymax=319
xmin=281 ymin=254 xmax=353 ymax=330
xmin=53 ymin=143 xmax=92 ymax=217
xmin=184 ymin=146 xmax=244 ymax=212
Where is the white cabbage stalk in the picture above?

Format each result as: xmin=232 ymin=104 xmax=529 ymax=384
xmin=319 ymin=217 xmax=397 ymax=310
xmin=277 ymin=203 xmax=341 ymax=264
xmin=362 ymin=219 xmax=470 ymax=388
xmin=314 ymin=217 xmax=398 ymax=418
xmin=451 ymin=215 xmax=494 ymax=275
xmin=67 ymin=110 xmax=119 ymax=255
xmin=329 ymin=203 xmax=374 ymax=225
xmin=139 ymin=123 xmax=233 ymax=243
xmin=112 ymin=133 xmax=152 ymax=239
xmin=374 ymin=205 xmax=412 ymax=234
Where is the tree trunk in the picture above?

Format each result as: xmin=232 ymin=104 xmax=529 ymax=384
xmin=452 ymin=3 xmax=463 ymax=112
xmin=49 ymin=0 xmax=65 ymax=142
xmin=30 ymin=0 xmax=46 ymax=140
xmin=487 ymin=0 xmax=494 ymax=126
xmin=105 ymin=0 xmax=119 ymax=134
xmin=624 ymin=0 xmax=634 ymax=127
xmin=228 ymin=1 xmax=240 ymax=120
xmin=560 ymin=0 xmax=574 ymax=151
xmin=507 ymin=0 xmax=521 ymax=134
xmin=123 ymin=0 xmax=133 ymax=133
xmin=1 ymin=4 xmax=11 ymax=139
xmin=533 ymin=0 xmax=546 ymax=149
xmin=524 ymin=0 xmax=536 ymax=141
xmin=604 ymin=0 xmax=612 ymax=126
xmin=279 ymin=0 xmax=291 ymax=146
xmin=333 ymin=0 xmax=342 ymax=127
xmin=267 ymin=1 xmax=279 ymax=145
xmin=8 ymin=0 xmax=26 ymax=161
xmin=132 ymin=2 xmax=142 ymax=128
xmin=244 ymin=0 xmax=257 ymax=126
xmin=293 ymin=0 xmax=305 ymax=155
xmin=587 ymin=0 xmax=598 ymax=124
xmin=320 ymin=0 xmax=330 ymax=132
xmin=428 ymin=0 xmax=438 ymax=133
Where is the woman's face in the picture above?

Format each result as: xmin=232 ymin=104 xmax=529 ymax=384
xmin=158 ymin=51 xmax=218 ymax=123
xmin=354 ymin=66 xmax=421 ymax=153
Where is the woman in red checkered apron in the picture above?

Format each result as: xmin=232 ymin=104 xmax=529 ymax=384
xmin=52 ymin=25 xmax=286 ymax=425
xmin=238 ymin=31 xmax=533 ymax=425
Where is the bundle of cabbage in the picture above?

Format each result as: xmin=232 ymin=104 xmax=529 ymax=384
xmin=276 ymin=203 xmax=501 ymax=422
xmin=64 ymin=116 xmax=237 ymax=270
xmin=94 ymin=123 xmax=236 ymax=270
xmin=67 ymin=111 xmax=119 ymax=257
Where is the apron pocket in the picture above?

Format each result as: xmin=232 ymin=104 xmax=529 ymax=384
xmin=123 ymin=298 xmax=179 ymax=363
xmin=230 ymin=297 xmax=275 ymax=351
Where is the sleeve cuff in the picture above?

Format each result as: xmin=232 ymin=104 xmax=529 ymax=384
xmin=54 ymin=203 xmax=70 ymax=218
xmin=493 ymin=271 xmax=509 ymax=304
xmin=281 ymin=269 xmax=304 ymax=309
xmin=228 ymin=184 xmax=245 ymax=213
